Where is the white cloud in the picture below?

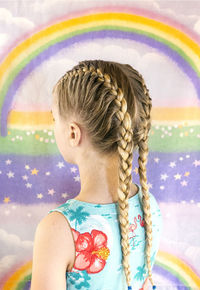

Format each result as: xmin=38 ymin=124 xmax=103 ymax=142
xmin=0 ymin=7 xmax=35 ymax=52
xmin=0 ymin=255 xmax=18 ymax=278
xmin=193 ymin=19 xmax=200 ymax=34
xmin=139 ymin=52 xmax=200 ymax=107
xmin=185 ymin=246 xmax=200 ymax=269
xmin=11 ymin=40 xmax=199 ymax=110
xmin=0 ymin=228 xmax=33 ymax=252
xmin=0 ymin=7 xmax=34 ymax=28
xmin=0 ymin=228 xmax=33 ymax=280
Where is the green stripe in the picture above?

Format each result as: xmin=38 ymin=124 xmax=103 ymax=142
xmin=0 ymin=25 xmax=199 ymax=133
xmin=0 ymin=125 xmax=199 ymax=155
xmin=155 ymin=260 xmax=191 ymax=288
xmin=16 ymin=273 xmax=32 ymax=290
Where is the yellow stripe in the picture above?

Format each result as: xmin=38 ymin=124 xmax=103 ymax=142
xmin=151 ymin=107 xmax=200 ymax=121
xmin=3 ymin=261 xmax=32 ymax=290
xmin=7 ymin=111 xmax=53 ymax=126
xmin=0 ymin=13 xmax=200 ymax=87
xmin=6 ymin=108 xmax=200 ymax=129
xmin=157 ymin=250 xmax=200 ymax=287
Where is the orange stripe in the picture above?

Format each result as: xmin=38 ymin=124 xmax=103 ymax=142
xmin=3 ymin=261 xmax=32 ymax=290
xmin=7 ymin=108 xmax=200 ymax=128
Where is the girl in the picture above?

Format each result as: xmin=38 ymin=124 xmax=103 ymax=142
xmin=31 ymin=60 xmax=162 ymax=290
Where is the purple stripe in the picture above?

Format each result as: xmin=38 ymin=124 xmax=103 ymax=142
xmin=0 ymin=151 xmax=199 ymax=204
xmin=1 ymin=29 xmax=200 ymax=137
xmin=153 ymin=264 xmax=188 ymax=288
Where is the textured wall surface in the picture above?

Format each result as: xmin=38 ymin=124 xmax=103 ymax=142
xmin=0 ymin=0 xmax=200 ymax=289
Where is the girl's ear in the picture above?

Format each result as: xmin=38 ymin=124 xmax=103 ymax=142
xmin=68 ymin=122 xmax=82 ymax=147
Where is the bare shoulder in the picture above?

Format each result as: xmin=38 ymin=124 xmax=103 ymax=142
xmin=38 ymin=211 xmax=76 ymax=269
xmin=31 ymin=211 xmax=76 ymax=289
xmin=34 ymin=211 xmax=75 ymax=271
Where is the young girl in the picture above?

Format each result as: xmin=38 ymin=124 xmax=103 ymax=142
xmin=31 ymin=60 xmax=162 ymax=290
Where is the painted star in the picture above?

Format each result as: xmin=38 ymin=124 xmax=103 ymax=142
xmin=70 ymin=167 xmax=77 ymax=173
xmin=74 ymin=175 xmax=80 ymax=182
xmin=31 ymin=168 xmax=39 ymax=175
xmin=5 ymin=159 xmax=12 ymax=165
xmin=174 ymin=173 xmax=181 ymax=180
xmin=7 ymin=171 xmax=14 ymax=178
xmin=193 ymin=160 xmax=200 ymax=167
xmin=57 ymin=162 xmax=65 ymax=169
xmin=62 ymin=193 xmax=68 ymax=198
xmin=160 ymin=185 xmax=165 ymax=190
xmin=25 ymin=165 xmax=30 ymax=170
xmin=154 ymin=158 xmax=160 ymax=163
xmin=181 ymin=180 xmax=188 ymax=186
xmin=169 ymin=162 xmax=176 ymax=168
xmin=37 ymin=193 xmax=43 ymax=199
xmin=22 ymin=175 xmax=28 ymax=180
xmin=48 ymin=189 xmax=55 ymax=196
xmin=45 ymin=171 xmax=51 ymax=176
xmin=147 ymin=183 xmax=153 ymax=189
xmin=179 ymin=157 xmax=184 ymax=161
xmin=184 ymin=172 xmax=190 ymax=177
xmin=4 ymin=197 xmax=11 ymax=203
xmin=26 ymin=183 xmax=32 ymax=188
xmin=160 ymin=173 xmax=169 ymax=181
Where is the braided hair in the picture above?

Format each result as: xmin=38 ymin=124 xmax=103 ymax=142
xmin=52 ymin=60 xmax=156 ymax=289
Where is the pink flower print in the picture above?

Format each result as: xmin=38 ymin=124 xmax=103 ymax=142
xmin=71 ymin=228 xmax=110 ymax=274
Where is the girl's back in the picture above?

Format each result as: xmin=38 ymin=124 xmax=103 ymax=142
xmin=48 ymin=184 xmax=162 ymax=289
xmin=31 ymin=59 xmax=162 ymax=290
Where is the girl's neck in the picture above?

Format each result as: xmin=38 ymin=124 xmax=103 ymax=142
xmin=74 ymin=183 xmax=139 ymax=204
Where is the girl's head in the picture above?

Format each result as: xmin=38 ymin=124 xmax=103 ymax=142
xmin=51 ymin=60 xmax=154 ymax=289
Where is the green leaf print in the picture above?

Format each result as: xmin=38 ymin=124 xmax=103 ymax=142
xmin=68 ymin=270 xmax=91 ymax=289
xmin=68 ymin=206 xmax=90 ymax=229
xmin=134 ymin=263 xmax=147 ymax=281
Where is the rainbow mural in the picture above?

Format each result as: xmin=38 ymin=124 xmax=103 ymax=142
xmin=0 ymin=4 xmax=200 ymax=289
xmin=1 ymin=250 xmax=200 ymax=289
xmin=1 ymin=8 xmax=200 ymax=136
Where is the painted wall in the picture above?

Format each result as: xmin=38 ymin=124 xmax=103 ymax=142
xmin=0 ymin=0 xmax=200 ymax=288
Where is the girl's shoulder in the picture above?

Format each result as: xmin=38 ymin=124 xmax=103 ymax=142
xmin=34 ymin=210 xmax=76 ymax=273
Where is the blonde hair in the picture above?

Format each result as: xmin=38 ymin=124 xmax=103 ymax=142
xmin=52 ymin=60 xmax=155 ymax=289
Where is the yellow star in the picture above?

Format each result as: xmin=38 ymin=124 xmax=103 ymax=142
xmin=35 ymin=134 xmax=40 ymax=140
xmin=4 ymin=197 xmax=11 ymax=203
xmin=184 ymin=171 xmax=190 ymax=177
xmin=31 ymin=168 xmax=39 ymax=175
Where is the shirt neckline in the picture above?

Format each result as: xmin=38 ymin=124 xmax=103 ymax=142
xmin=66 ymin=183 xmax=141 ymax=210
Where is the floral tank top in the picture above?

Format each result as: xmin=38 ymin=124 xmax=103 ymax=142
xmin=48 ymin=184 xmax=163 ymax=290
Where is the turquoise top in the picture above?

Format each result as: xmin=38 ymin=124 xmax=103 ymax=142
xmin=48 ymin=184 xmax=163 ymax=290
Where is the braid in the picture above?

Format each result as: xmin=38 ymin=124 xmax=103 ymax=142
xmin=114 ymin=87 xmax=134 ymax=288
xmin=54 ymin=61 xmax=156 ymax=289
xmin=136 ymin=73 xmax=156 ymax=288
xmin=61 ymin=64 xmax=134 ymax=288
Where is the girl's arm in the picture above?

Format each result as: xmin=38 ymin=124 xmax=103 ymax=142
xmin=30 ymin=211 xmax=75 ymax=290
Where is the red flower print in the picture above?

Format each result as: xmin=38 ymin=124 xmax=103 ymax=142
xmin=71 ymin=228 xmax=110 ymax=274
